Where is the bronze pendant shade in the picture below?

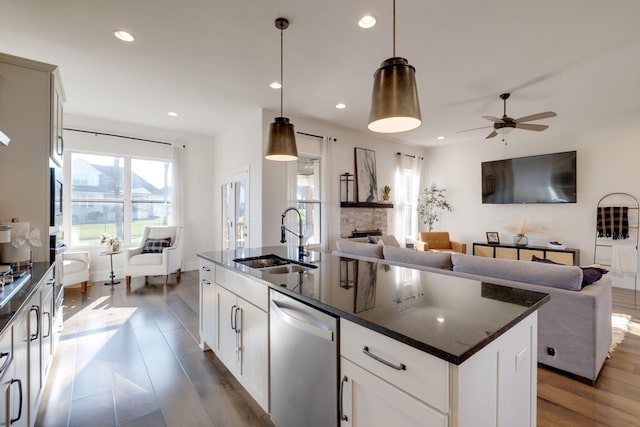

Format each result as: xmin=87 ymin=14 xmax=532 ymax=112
xmin=266 ymin=116 xmax=297 ymax=161
xmin=368 ymin=57 xmax=421 ymax=133
xmin=368 ymin=1 xmax=422 ymax=133
xmin=265 ymin=17 xmax=298 ymax=161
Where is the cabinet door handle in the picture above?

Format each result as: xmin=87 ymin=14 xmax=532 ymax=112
xmin=234 ymin=306 xmax=241 ymax=333
xmin=339 ymin=375 xmax=349 ymax=422
xmin=43 ymin=311 xmax=52 ymax=338
xmin=10 ymin=378 xmax=23 ymax=424
xmin=202 ymin=279 xmax=211 ymax=285
xmin=362 ymin=346 xmax=406 ymax=371
xmin=230 ymin=305 xmax=237 ymax=331
xmin=201 ymin=265 xmax=211 ymax=272
xmin=30 ymin=305 xmax=40 ymax=341
xmin=0 ymin=351 xmax=10 ymax=375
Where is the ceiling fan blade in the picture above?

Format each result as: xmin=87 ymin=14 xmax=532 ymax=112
xmin=515 ymin=123 xmax=549 ymax=131
xmin=456 ymin=125 xmax=493 ymax=134
xmin=482 ymin=115 xmax=504 ymax=123
xmin=485 ymin=130 xmax=498 ymax=139
xmin=514 ymin=111 xmax=557 ymax=123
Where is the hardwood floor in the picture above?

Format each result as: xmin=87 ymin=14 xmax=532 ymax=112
xmin=37 ymin=271 xmax=640 ymax=426
xmin=537 ymin=288 xmax=640 ymax=427
xmin=36 ymin=271 xmax=273 ymax=427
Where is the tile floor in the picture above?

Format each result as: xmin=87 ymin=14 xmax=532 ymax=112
xmin=36 ymin=271 xmax=274 ymax=427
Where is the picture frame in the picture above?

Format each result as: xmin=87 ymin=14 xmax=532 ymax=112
xmin=354 ymin=147 xmax=378 ymax=203
xmin=486 ymin=231 xmax=500 ymax=244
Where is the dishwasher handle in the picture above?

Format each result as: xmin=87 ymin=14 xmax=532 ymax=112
xmin=270 ymin=299 xmax=334 ymax=341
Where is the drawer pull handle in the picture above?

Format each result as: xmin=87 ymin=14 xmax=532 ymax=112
xmin=362 ymin=346 xmax=406 ymax=371
xmin=202 ymin=279 xmax=211 ymax=285
xmin=201 ymin=266 xmax=211 ymax=272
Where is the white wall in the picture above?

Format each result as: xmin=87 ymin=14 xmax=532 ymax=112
xmin=64 ymin=113 xmax=217 ymax=278
xmin=423 ymin=112 xmax=640 ymax=287
xmin=260 ymin=109 xmax=423 ymax=250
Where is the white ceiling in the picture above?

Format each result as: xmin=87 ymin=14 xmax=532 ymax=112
xmin=2 ymin=0 xmax=639 ymax=147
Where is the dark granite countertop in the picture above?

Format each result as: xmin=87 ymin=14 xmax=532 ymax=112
xmin=0 ymin=262 xmax=53 ymax=336
xmin=198 ymin=246 xmax=549 ymax=365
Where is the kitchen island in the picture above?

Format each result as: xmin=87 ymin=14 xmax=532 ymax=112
xmin=198 ymin=246 xmax=549 ymax=426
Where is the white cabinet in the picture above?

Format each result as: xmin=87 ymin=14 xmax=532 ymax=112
xmin=198 ymin=261 xmax=269 ymax=412
xmin=340 ymin=319 xmax=448 ymax=427
xmin=340 ymin=358 xmax=447 ymax=427
xmin=0 ymin=53 xmax=65 ymax=262
xmin=198 ymin=261 xmax=216 ymax=351
xmin=340 ymin=314 xmax=538 ymax=427
xmin=5 ymin=265 xmax=56 ymax=427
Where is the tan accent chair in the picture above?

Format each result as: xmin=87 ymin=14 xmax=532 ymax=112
xmin=61 ymin=251 xmax=90 ymax=292
xmin=416 ymin=232 xmax=466 ymax=254
xmin=124 ymin=226 xmax=183 ymax=287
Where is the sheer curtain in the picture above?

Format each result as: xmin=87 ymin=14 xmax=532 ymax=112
xmin=394 ymin=154 xmax=422 ymax=246
xmin=171 ymin=143 xmax=184 ymax=226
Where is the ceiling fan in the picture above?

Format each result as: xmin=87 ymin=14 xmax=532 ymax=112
xmin=458 ymin=93 xmax=557 ymax=139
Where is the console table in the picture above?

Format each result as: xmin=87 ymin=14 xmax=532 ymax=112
xmin=473 ymin=242 xmax=580 ymax=265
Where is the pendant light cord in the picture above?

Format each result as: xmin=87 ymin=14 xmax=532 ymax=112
xmin=392 ymin=0 xmax=396 ymax=57
xmin=280 ymin=27 xmax=284 ymax=117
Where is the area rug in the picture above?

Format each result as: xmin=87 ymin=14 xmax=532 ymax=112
xmin=611 ymin=312 xmax=631 ymax=352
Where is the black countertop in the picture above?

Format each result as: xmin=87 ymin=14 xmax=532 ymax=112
xmin=198 ymin=246 xmax=549 ymax=365
xmin=0 ymin=262 xmax=53 ymax=336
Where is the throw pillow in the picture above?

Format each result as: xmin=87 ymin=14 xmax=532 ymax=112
xmin=142 ymin=237 xmax=171 ymax=253
xmin=531 ymin=255 xmax=609 ymax=287
xmin=581 ymin=266 xmax=609 ymax=286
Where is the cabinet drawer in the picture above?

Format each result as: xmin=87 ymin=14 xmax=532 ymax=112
xmin=215 ymin=267 xmax=268 ymax=312
xmin=199 ymin=259 xmax=215 ymax=282
xmin=340 ymin=319 xmax=449 ymax=413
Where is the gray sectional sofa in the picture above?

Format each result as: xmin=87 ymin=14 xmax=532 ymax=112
xmin=334 ymin=238 xmax=612 ymax=383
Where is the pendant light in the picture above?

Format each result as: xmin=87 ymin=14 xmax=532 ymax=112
xmin=265 ymin=17 xmax=298 ymax=161
xmin=368 ymin=0 xmax=422 ymax=133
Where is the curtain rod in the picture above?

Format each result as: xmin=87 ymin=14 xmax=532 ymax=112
xmin=396 ymin=152 xmax=424 ymax=160
xmin=296 ymin=131 xmax=337 ymax=142
xmin=64 ymin=127 xmax=173 ymax=146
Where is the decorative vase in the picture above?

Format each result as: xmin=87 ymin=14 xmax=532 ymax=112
xmin=513 ymin=234 xmax=528 ymax=246
xmin=383 ymin=195 xmax=390 ymax=202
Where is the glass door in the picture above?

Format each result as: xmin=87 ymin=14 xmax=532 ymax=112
xmin=221 ymin=171 xmax=249 ymax=251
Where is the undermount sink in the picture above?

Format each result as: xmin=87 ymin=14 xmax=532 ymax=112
xmin=259 ymin=264 xmax=315 ymax=274
xmin=233 ymin=254 xmax=317 ymax=274
xmin=233 ymin=254 xmax=290 ymax=269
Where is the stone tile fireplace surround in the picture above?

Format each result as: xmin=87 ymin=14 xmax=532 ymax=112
xmin=340 ymin=207 xmax=389 ymax=238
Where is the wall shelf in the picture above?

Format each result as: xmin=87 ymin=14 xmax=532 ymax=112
xmin=340 ymin=202 xmax=393 ymax=209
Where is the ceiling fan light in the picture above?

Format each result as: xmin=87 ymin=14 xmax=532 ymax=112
xmin=266 ymin=117 xmax=298 ymax=161
xmin=498 ymin=126 xmax=514 ymax=135
xmin=368 ymin=57 xmax=421 ymax=133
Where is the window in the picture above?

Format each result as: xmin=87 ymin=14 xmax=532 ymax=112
xmin=296 ymin=156 xmax=321 ymax=247
xmin=68 ymin=152 xmax=172 ymax=246
xmin=395 ymin=155 xmax=421 ymax=246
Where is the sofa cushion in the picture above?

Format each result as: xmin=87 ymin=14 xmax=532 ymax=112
xmin=452 ymin=253 xmax=584 ymax=291
xmin=376 ymin=235 xmax=401 ymax=247
xmin=383 ymin=246 xmax=453 ymax=270
xmin=142 ymin=237 xmax=171 ymax=253
xmin=335 ymin=238 xmax=384 ymax=259
xmin=531 ymin=255 xmax=608 ymax=287
xmin=62 ymin=259 xmax=86 ymax=275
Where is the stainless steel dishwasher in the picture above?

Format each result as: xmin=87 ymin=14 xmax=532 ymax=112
xmin=270 ymin=289 xmax=338 ymax=427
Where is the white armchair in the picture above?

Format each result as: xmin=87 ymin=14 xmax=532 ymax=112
xmin=61 ymin=251 xmax=90 ymax=292
xmin=124 ymin=226 xmax=183 ymax=287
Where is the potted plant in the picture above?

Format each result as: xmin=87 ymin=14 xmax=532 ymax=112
xmin=100 ymin=233 xmax=120 ymax=253
xmin=382 ymin=185 xmax=392 ymax=202
xmin=418 ymin=183 xmax=453 ymax=231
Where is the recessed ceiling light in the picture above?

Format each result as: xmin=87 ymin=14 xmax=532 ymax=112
xmin=270 ymin=81 xmax=282 ymax=89
xmin=358 ymin=15 xmax=376 ymax=29
xmin=168 ymin=112 xmax=178 ymax=117
xmin=114 ymin=30 xmax=135 ymax=42
xmin=336 ymin=103 xmax=346 ymax=109
xmin=437 ymin=136 xmax=445 ymax=140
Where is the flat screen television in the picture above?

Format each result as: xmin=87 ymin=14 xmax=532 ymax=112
xmin=481 ymin=151 xmax=577 ymax=204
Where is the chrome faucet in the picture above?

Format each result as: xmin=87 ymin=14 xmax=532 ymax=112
xmin=280 ymin=207 xmax=307 ymax=261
